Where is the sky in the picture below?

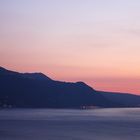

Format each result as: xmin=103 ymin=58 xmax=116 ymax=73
xmin=0 ymin=0 xmax=140 ymax=94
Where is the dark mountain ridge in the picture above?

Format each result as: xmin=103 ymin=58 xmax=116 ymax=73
xmin=0 ymin=66 xmax=140 ymax=108
xmin=0 ymin=66 xmax=52 ymax=81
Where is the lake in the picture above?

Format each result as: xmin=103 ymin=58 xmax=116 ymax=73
xmin=0 ymin=108 xmax=140 ymax=140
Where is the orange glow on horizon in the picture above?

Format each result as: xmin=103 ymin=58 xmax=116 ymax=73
xmin=2 ymin=64 xmax=140 ymax=95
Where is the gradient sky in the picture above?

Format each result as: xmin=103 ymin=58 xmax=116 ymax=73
xmin=0 ymin=0 xmax=140 ymax=94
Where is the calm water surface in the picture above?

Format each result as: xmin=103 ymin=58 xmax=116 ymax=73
xmin=0 ymin=108 xmax=140 ymax=140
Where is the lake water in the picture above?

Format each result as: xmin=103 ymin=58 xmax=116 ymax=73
xmin=0 ymin=108 xmax=140 ymax=140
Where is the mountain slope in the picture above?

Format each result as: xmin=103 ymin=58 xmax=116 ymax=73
xmin=0 ymin=67 xmax=140 ymax=108
xmin=100 ymin=91 xmax=140 ymax=107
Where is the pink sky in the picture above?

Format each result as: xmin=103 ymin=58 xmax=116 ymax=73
xmin=0 ymin=0 xmax=140 ymax=95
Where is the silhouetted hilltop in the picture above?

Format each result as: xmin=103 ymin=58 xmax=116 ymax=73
xmin=0 ymin=66 xmax=140 ymax=108
xmin=0 ymin=67 xmax=52 ymax=81
xmin=23 ymin=72 xmax=52 ymax=81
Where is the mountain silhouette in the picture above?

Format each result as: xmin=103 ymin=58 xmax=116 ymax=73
xmin=0 ymin=66 xmax=140 ymax=108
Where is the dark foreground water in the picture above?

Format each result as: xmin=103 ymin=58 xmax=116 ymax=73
xmin=0 ymin=108 xmax=140 ymax=140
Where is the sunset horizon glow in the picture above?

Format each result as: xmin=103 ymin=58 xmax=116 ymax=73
xmin=1 ymin=0 xmax=140 ymax=95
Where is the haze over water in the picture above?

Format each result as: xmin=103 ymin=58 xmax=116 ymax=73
xmin=0 ymin=108 xmax=140 ymax=140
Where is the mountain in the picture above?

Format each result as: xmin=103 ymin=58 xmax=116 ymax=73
xmin=100 ymin=91 xmax=140 ymax=107
xmin=0 ymin=67 xmax=52 ymax=81
xmin=23 ymin=72 xmax=52 ymax=80
xmin=0 ymin=66 xmax=140 ymax=108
